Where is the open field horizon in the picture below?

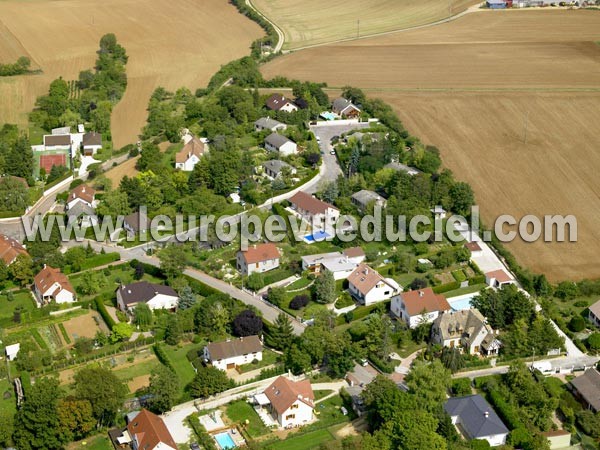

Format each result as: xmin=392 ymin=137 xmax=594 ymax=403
xmin=262 ymin=9 xmax=600 ymax=281
xmin=253 ymin=0 xmax=478 ymax=49
xmin=0 ymin=0 xmax=263 ymax=148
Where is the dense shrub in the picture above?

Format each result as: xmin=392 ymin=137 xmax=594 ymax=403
xmin=290 ymin=295 xmax=309 ymax=310
xmin=568 ymin=316 xmax=586 ymax=332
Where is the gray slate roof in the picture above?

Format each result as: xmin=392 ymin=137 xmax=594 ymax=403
xmin=444 ymin=395 xmax=509 ymax=439
xmin=255 ymin=117 xmax=284 ymax=129
xmin=83 ymin=131 xmax=102 ymax=147
xmin=117 ymin=281 xmax=178 ymax=306
xmin=206 ymin=335 xmax=262 ymax=360
xmin=351 ymin=189 xmax=385 ymax=206
xmin=432 ymin=309 xmax=488 ymax=342
xmin=265 ymin=133 xmax=293 ymax=150
xmin=262 ymin=159 xmax=294 ymax=176
xmin=571 ymin=369 xmax=600 ymax=412
xmin=66 ymin=202 xmax=96 ymax=218
xmin=384 ymin=161 xmax=421 ymax=175
xmin=124 ymin=210 xmax=150 ymax=232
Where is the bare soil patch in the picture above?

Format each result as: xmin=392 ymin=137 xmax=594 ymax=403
xmin=62 ymin=311 xmax=109 ymax=342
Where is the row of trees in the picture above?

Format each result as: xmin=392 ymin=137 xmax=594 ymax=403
xmin=0 ymin=56 xmax=31 ymax=76
xmin=31 ymin=33 xmax=127 ymax=132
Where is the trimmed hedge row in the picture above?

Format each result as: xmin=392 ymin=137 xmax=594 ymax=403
xmin=153 ymin=343 xmax=175 ymax=371
xmin=432 ymin=281 xmax=461 ymax=294
xmin=94 ymin=297 xmax=116 ymax=329
xmin=187 ymin=415 xmax=217 ymax=450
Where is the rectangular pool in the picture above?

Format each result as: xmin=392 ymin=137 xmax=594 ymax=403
xmin=447 ymin=293 xmax=479 ymax=311
xmin=214 ymin=431 xmax=236 ymax=450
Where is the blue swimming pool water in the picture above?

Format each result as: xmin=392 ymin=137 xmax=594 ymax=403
xmin=448 ymin=293 xmax=479 ymax=311
xmin=214 ymin=431 xmax=236 ymax=450
xmin=304 ymin=230 xmax=330 ymax=242
xmin=321 ymin=112 xmax=336 ymax=120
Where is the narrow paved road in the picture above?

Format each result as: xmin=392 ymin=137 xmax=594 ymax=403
xmin=246 ymin=0 xmax=285 ymax=53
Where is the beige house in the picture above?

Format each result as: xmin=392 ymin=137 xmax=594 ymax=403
xmin=289 ymin=191 xmax=340 ymax=226
xmin=236 ymin=243 xmax=281 ymax=276
xmin=431 ymin=309 xmax=501 ymax=356
xmin=263 ymin=377 xmax=314 ymax=428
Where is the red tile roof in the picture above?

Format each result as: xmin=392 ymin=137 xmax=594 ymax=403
xmin=240 ymin=243 xmax=280 ymax=264
xmin=290 ymin=191 xmax=338 ymax=215
xmin=464 ymin=241 xmax=482 ymax=252
xmin=68 ymin=184 xmax=95 ymax=204
xmin=264 ymin=376 xmax=314 ymax=415
xmin=485 ymin=269 xmax=513 ymax=283
xmin=34 ymin=266 xmax=75 ymax=296
xmin=348 ymin=264 xmax=392 ymax=296
xmin=401 ymin=288 xmax=451 ymax=316
xmin=0 ymin=234 xmax=27 ymax=265
xmin=127 ymin=409 xmax=177 ymax=450
xmin=343 ymin=247 xmax=365 ymax=258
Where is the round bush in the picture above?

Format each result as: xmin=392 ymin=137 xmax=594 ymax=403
xmin=290 ymin=295 xmax=309 ymax=310
xmin=568 ymin=316 xmax=586 ymax=332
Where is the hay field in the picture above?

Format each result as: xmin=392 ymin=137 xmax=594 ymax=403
xmin=261 ymin=10 xmax=600 ymax=280
xmin=253 ymin=0 xmax=478 ymax=50
xmin=262 ymin=10 xmax=600 ymax=89
xmin=0 ymin=0 xmax=263 ymax=147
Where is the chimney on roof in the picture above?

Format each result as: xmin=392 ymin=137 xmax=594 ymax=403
xmin=419 ymin=290 xmax=424 ymax=297
xmin=484 ymin=411 xmax=489 ymax=418
xmin=364 ymin=268 xmax=368 ymax=275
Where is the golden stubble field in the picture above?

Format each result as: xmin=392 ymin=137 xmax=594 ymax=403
xmin=262 ymin=10 xmax=600 ymax=281
xmin=0 ymin=0 xmax=263 ymax=147
xmin=253 ymin=0 xmax=478 ymax=49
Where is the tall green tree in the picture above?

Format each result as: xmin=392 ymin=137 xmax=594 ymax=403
xmin=158 ymin=245 xmax=187 ymax=280
xmin=148 ymin=366 xmax=180 ymax=413
xmin=56 ymin=398 xmax=95 ymax=443
xmin=269 ymin=313 xmax=294 ymax=350
xmin=312 ymin=271 xmax=336 ymax=304
xmin=405 ymin=360 xmax=451 ymax=413
xmin=13 ymin=377 xmax=64 ymax=450
xmin=187 ymin=366 xmax=233 ymax=399
xmin=74 ymin=366 xmax=127 ymax=426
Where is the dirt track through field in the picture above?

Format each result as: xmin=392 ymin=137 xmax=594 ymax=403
xmin=0 ymin=0 xmax=263 ymax=147
xmin=262 ymin=10 xmax=600 ymax=281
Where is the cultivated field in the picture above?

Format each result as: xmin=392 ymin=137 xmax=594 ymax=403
xmin=62 ymin=311 xmax=110 ymax=342
xmin=261 ymin=10 xmax=600 ymax=280
xmin=0 ymin=0 xmax=263 ymax=147
xmin=253 ymin=0 xmax=477 ymax=49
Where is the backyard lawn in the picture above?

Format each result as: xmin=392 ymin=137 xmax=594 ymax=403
xmin=267 ymin=428 xmax=335 ymax=450
xmin=225 ymin=400 xmax=270 ymax=438
xmin=67 ymin=434 xmax=113 ymax=450
xmin=162 ymin=342 xmax=204 ymax=394
xmin=0 ymin=290 xmax=37 ymax=326
xmin=238 ymin=348 xmax=280 ymax=372
xmin=0 ymin=378 xmax=16 ymax=415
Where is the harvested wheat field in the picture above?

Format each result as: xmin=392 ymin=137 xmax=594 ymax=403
xmin=253 ymin=0 xmax=477 ymax=49
xmin=262 ymin=10 xmax=600 ymax=280
xmin=0 ymin=0 xmax=263 ymax=147
xmin=262 ymin=10 xmax=600 ymax=89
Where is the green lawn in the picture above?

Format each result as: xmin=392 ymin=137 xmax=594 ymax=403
xmin=113 ymin=355 xmax=161 ymax=382
xmin=0 ymin=378 xmax=17 ymax=415
xmin=0 ymin=290 xmax=37 ymax=325
xmin=163 ymin=343 xmax=204 ymax=393
xmin=267 ymin=428 xmax=334 ymax=450
xmin=225 ymin=400 xmax=270 ymax=438
xmin=238 ymin=348 xmax=280 ymax=372
xmin=68 ymin=434 xmax=113 ymax=450
xmin=444 ymin=283 xmax=486 ymax=299
xmin=285 ymin=276 xmax=312 ymax=291
xmin=313 ymin=389 xmax=334 ymax=401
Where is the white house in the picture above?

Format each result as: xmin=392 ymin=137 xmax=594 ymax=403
xmin=82 ymin=132 xmax=102 ymax=155
xmin=391 ymin=287 xmax=451 ymax=328
xmin=263 ymin=376 xmax=314 ymax=428
xmin=5 ymin=343 xmax=20 ymax=361
xmin=485 ymin=269 xmax=516 ymax=288
xmin=289 ymin=191 xmax=340 ymax=227
xmin=33 ymin=265 xmax=76 ymax=305
xmin=301 ymin=247 xmax=365 ymax=280
xmin=175 ymin=137 xmax=207 ymax=171
xmin=445 ymin=395 xmax=509 ymax=447
xmin=66 ymin=184 xmax=96 ymax=210
xmin=116 ymin=281 xmax=179 ymax=312
xmin=588 ymin=299 xmax=600 ymax=328
xmin=203 ymin=335 xmax=263 ymax=371
xmin=431 ymin=205 xmax=447 ymax=220
xmin=266 ymin=94 xmax=298 ymax=113
xmin=236 ymin=243 xmax=281 ymax=276
xmin=254 ymin=117 xmax=287 ymax=132
xmin=264 ymin=133 xmax=297 ymax=156
xmin=43 ymin=134 xmax=71 ymax=151
xmin=347 ymin=264 xmax=401 ymax=306
xmin=431 ymin=309 xmax=501 ymax=356
xmin=262 ymin=160 xmax=296 ymax=180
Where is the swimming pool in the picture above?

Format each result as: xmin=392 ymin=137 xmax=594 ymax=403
xmin=214 ymin=431 xmax=236 ymax=450
xmin=304 ymin=230 xmax=330 ymax=243
xmin=447 ymin=293 xmax=478 ymax=311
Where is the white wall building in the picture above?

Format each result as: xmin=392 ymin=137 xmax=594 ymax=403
xmin=347 ymin=264 xmax=401 ymax=306
xmin=116 ymin=281 xmax=179 ymax=312
xmin=203 ymin=335 xmax=263 ymax=371
xmin=289 ymin=191 xmax=340 ymax=227
xmin=264 ymin=376 xmax=315 ymax=428
xmin=236 ymin=243 xmax=281 ymax=276
xmin=33 ymin=265 xmax=76 ymax=305
xmin=391 ymin=287 xmax=451 ymax=328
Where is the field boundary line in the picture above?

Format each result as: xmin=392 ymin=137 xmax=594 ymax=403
xmin=275 ymin=3 xmax=484 ymax=52
xmin=245 ymin=0 xmax=285 ymax=52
